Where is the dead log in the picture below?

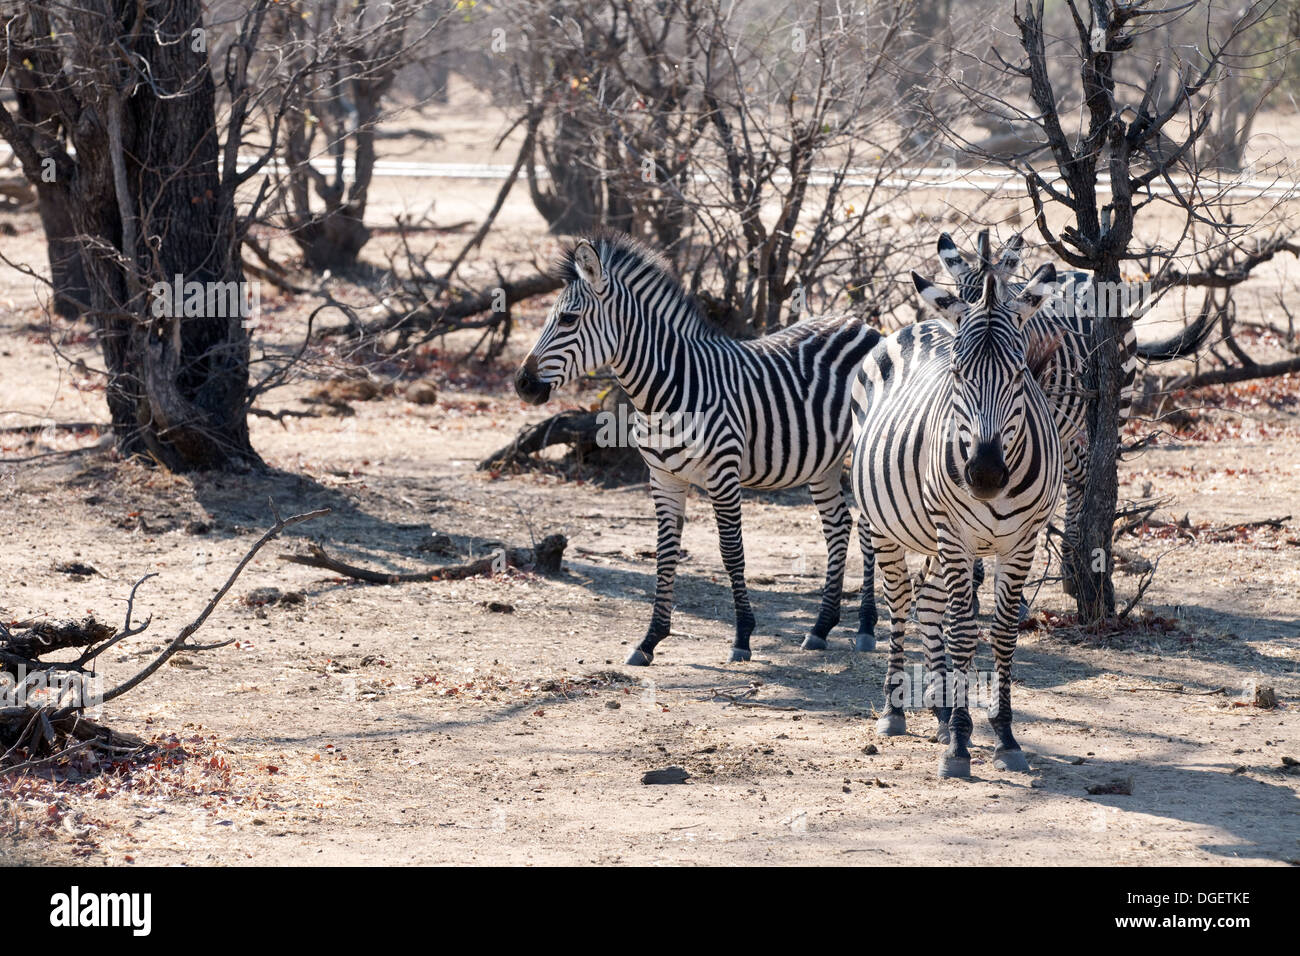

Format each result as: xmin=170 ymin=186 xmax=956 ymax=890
xmin=277 ymin=535 xmax=568 ymax=583
xmin=2 ymin=618 xmax=115 ymax=661
xmin=480 ymin=410 xmax=603 ymax=470
xmin=480 ymin=386 xmax=647 ymax=484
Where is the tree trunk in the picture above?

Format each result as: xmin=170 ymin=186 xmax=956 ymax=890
xmin=1074 ymin=264 xmax=1123 ymax=621
xmin=12 ymin=73 xmax=89 ymax=318
xmin=33 ymin=183 xmax=90 ymax=319
xmin=78 ymin=1 xmax=256 ymax=470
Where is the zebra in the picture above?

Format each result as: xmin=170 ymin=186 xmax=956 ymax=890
xmin=849 ymin=240 xmax=1063 ymax=778
xmin=932 ymin=230 xmax=1214 ymax=601
xmin=513 ymin=231 xmax=881 ymax=665
xmin=853 ymin=229 xmax=1215 ymax=641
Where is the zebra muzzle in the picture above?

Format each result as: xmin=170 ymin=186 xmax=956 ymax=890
xmin=964 ymin=443 xmax=1009 ymax=499
xmin=514 ymin=360 xmax=552 ymax=405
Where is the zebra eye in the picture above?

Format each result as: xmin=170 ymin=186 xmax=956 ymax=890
xmin=557 ymin=310 xmax=581 ymax=327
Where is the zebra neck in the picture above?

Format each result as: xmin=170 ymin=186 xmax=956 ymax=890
xmin=607 ymin=272 xmax=726 ymax=415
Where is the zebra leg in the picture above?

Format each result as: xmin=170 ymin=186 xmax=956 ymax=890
xmin=914 ymin=571 xmax=951 ymax=744
xmin=625 ymin=475 xmax=689 ymax=666
xmin=801 ymin=469 xmax=851 ymax=651
xmin=855 ymin=517 xmax=878 ymax=651
xmin=937 ymin=532 xmax=979 ymax=779
xmin=987 ymin=545 xmax=1036 ymax=772
xmin=707 ymin=474 xmax=756 ymax=663
xmin=1059 ymin=438 xmax=1086 ymax=599
xmin=873 ymin=539 xmax=911 ymax=736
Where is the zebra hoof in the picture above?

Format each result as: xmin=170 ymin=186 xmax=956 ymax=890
xmin=993 ymin=749 xmax=1030 ymax=773
xmin=854 ymin=631 xmax=876 ymax=652
xmin=801 ymin=634 xmax=829 ymax=651
xmin=875 ymin=713 xmax=906 ymax=736
xmin=728 ymin=647 xmax=752 ymax=663
xmin=625 ymin=648 xmax=654 ymax=667
xmin=938 ymin=755 xmax=971 ymax=779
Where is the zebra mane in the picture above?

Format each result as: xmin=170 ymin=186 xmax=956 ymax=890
xmin=556 ymin=229 xmax=675 ymax=287
xmin=556 ymin=229 xmax=723 ymax=333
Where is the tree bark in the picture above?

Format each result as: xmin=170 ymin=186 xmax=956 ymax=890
xmin=1075 ymin=266 xmax=1123 ymax=620
xmin=70 ymin=1 xmax=255 ymax=469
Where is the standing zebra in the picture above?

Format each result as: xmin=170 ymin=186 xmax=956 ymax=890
xmin=850 ymin=246 xmax=1062 ymax=778
xmin=854 ymin=229 xmax=1215 ymax=640
xmin=933 ymin=230 xmax=1213 ymax=600
xmin=514 ymin=232 xmax=880 ymax=665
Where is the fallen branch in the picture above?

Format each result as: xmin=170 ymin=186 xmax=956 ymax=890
xmin=1 ymin=504 xmax=329 ymax=765
xmin=1168 ymin=354 xmax=1300 ymax=390
xmin=97 ymin=505 xmax=331 ymax=706
xmin=324 ymin=272 xmax=562 ymax=343
xmin=278 ymin=535 xmax=568 ymax=583
xmin=1204 ymin=515 xmax=1291 ymax=534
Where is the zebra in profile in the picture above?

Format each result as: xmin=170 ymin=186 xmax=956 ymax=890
xmin=514 ymin=232 xmax=880 ymax=665
xmin=850 ymin=242 xmax=1062 ymax=777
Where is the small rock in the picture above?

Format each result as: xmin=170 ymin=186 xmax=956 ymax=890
xmin=605 ymin=700 xmax=621 ymax=710
xmin=244 ymin=587 xmax=283 ymax=607
xmin=641 ymin=766 xmax=690 ymax=785
xmin=185 ymin=520 xmax=211 ymax=535
xmin=482 ymin=601 xmax=515 ymax=614
xmin=279 ymin=591 xmax=307 ymax=606
xmin=1069 ymin=756 xmax=1086 ymax=765
xmin=417 ymin=533 xmax=457 ymax=555
xmin=1086 ymin=777 xmax=1133 ymax=796
xmin=862 ymin=743 xmax=879 ymax=755
xmin=1253 ymin=685 xmax=1278 ymax=709
xmin=405 ymin=381 xmax=439 ymax=405
xmin=54 ymin=561 xmax=98 ymax=576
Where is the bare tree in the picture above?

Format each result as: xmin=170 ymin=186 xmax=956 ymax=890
xmin=0 ymin=0 xmax=282 ymax=469
xmin=492 ymin=0 xmax=977 ymax=336
xmin=923 ymin=0 xmax=1294 ymax=622
xmin=271 ymin=0 xmax=444 ymax=272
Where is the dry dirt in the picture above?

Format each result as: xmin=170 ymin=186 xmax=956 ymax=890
xmin=0 ymin=95 xmax=1298 ymax=867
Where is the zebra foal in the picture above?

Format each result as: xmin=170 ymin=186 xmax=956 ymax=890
xmin=850 ymin=244 xmax=1063 ymax=778
xmin=514 ymin=232 xmax=880 ymax=665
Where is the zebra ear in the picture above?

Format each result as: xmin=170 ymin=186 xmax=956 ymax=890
xmin=995 ymin=234 xmax=1024 ymax=274
xmin=936 ymin=233 xmax=972 ymax=282
xmin=912 ymin=271 xmax=968 ymax=323
xmin=573 ymin=240 xmax=605 ymax=290
xmin=1010 ymin=262 xmax=1058 ymax=324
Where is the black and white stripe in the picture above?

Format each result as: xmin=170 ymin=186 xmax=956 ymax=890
xmin=849 ymin=243 xmax=1063 ymax=778
xmin=515 ymin=232 xmax=880 ymax=665
xmin=935 ymin=231 xmax=1213 ymax=598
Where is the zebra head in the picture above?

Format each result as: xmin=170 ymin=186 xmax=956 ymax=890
xmin=514 ymin=238 xmax=619 ymax=405
xmin=912 ymin=260 xmax=1057 ymax=501
xmin=936 ymin=229 xmax=1024 ymax=302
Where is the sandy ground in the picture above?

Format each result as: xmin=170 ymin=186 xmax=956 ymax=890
xmin=0 ymin=94 xmax=1298 ymax=867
